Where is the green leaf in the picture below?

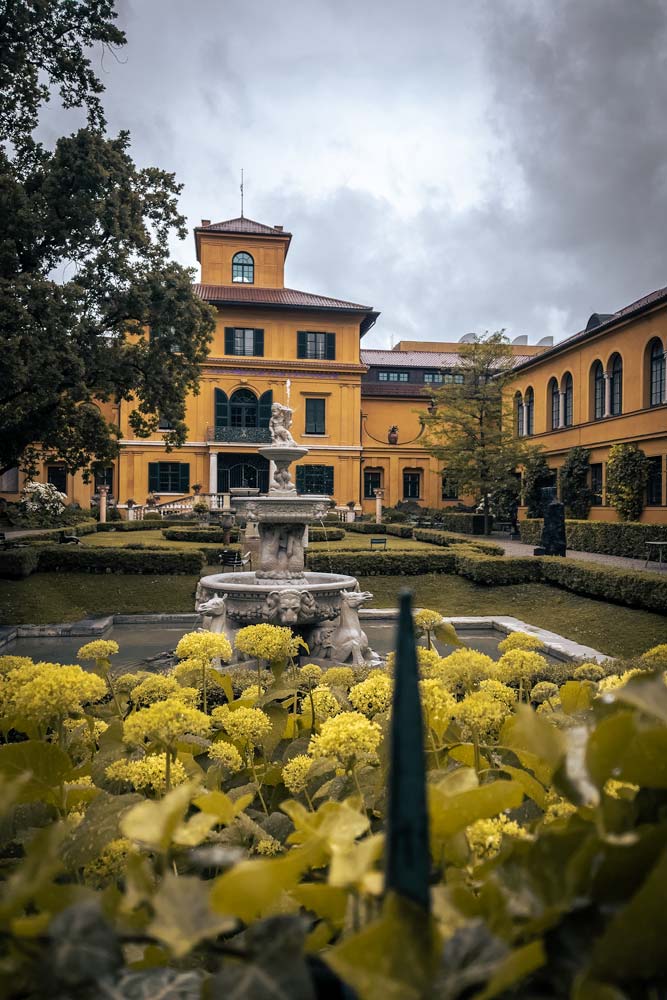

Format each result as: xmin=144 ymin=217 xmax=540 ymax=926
xmin=61 ymin=791 xmax=143 ymax=869
xmin=496 ymin=765 xmax=547 ymax=809
xmin=210 ymin=915 xmax=315 ymax=1000
xmin=120 ymin=781 xmax=198 ymax=851
xmin=208 ymin=670 xmax=233 ymax=703
xmin=48 ymin=901 xmax=123 ymax=989
xmin=0 ymin=822 xmax=66 ymax=921
xmin=147 ymin=872 xmax=236 ymax=957
xmin=171 ymin=812 xmax=218 ymax=848
xmin=429 ymin=781 xmax=525 ymax=840
xmin=291 ymin=884 xmax=348 ymax=928
xmin=474 ymin=939 xmax=545 ymax=999
xmin=209 ymin=845 xmax=317 ymax=923
xmin=192 ymin=790 xmax=253 ymax=826
xmin=434 ymin=622 xmax=465 ymax=648
xmin=560 ymin=681 xmax=594 ymax=715
xmin=263 ymin=704 xmax=289 ymax=758
xmin=500 ymin=705 xmax=565 ymax=774
xmin=0 ymin=741 xmax=72 ymax=806
xmin=606 ymin=670 xmax=667 ymax=725
xmin=587 ymin=711 xmax=667 ymax=788
xmin=328 ymin=833 xmax=385 ymax=891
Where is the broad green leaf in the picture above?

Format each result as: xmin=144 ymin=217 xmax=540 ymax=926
xmin=208 ymin=670 xmax=233 ymax=702
xmin=262 ymin=704 xmax=289 ymax=757
xmin=120 ymin=781 xmax=198 ymax=851
xmin=0 ymin=741 xmax=72 ymax=806
xmin=496 ymin=765 xmax=547 ymax=809
xmin=61 ymin=791 xmax=143 ymax=869
xmin=0 ymin=822 xmax=66 ymax=920
xmin=209 ymin=845 xmax=316 ymax=922
xmin=147 ymin=873 xmax=236 ymax=957
xmin=474 ymin=939 xmax=545 ymax=999
xmin=560 ymin=681 xmax=594 ymax=715
xmin=606 ymin=671 xmax=667 ymax=725
xmin=325 ymin=893 xmax=440 ymax=1000
xmin=329 ymin=833 xmax=385 ymax=891
xmin=500 ymin=706 xmax=564 ymax=774
xmin=291 ymin=883 xmax=348 ymax=928
xmin=434 ymin=622 xmax=465 ymax=648
xmin=192 ymin=790 xmax=253 ymax=825
xmin=171 ymin=811 xmax=218 ymax=847
xmin=448 ymin=744 xmax=490 ymax=770
xmin=587 ymin=711 xmax=667 ymax=788
xmin=283 ymin=798 xmax=370 ymax=860
xmin=430 ymin=781 xmax=524 ymax=840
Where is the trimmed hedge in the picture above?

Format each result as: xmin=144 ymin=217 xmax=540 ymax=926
xmin=345 ymin=522 xmax=387 ymax=534
xmin=0 ymin=548 xmax=41 ymax=579
xmin=96 ymin=520 xmax=199 ymax=533
xmin=453 ymin=549 xmax=541 ymax=585
xmin=309 ymin=527 xmax=345 ymax=542
xmin=520 ymin=518 xmax=667 ymax=559
xmin=2 ymin=520 xmax=98 ymax=545
xmin=162 ymin=528 xmax=240 ymax=543
xmin=539 ymin=557 xmax=667 ymax=613
xmin=430 ymin=511 xmax=491 ymax=535
xmin=306 ymin=549 xmax=457 ymax=575
xmin=36 ymin=546 xmax=204 ymax=575
xmin=385 ymin=524 xmax=414 ymax=538
xmin=414 ymin=529 xmax=504 ymax=556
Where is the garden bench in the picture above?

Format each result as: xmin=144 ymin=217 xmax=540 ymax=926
xmin=370 ymin=537 xmax=387 ymax=550
xmin=495 ymin=521 xmax=514 ymax=536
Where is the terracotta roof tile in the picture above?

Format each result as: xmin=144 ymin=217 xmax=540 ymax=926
xmin=361 ymin=349 xmax=534 ymax=369
xmin=195 ymin=283 xmax=373 ymax=312
xmin=361 ymin=382 xmax=433 ymax=398
xmin=199 ymin=216 xmax=291 ymax=237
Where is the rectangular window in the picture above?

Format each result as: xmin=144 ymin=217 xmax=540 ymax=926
xmin=0 ymin=467 xmax=19 ymax=492
xmin=297 ymin=331 xmax=335 ymax=360
xmin=94 ymin=467 xmax=113 ymax=494
xmin=423 ymin=372 xmax=443 ymax=384
xmin=158 ymin=415 xmax=174 ymax=430
xmin=441 ymin=473 xmax=458 ymax=500
xmin=443 ymin=373 xmax=464 ymax=385
xmin=403 ymin=471 xmax=421 ymax=499
xmin=590 ymin=463 xmax=603 ymax=506
xmin=148 ymin=462 xmax=190 ymax=494
xmin=378 ymin=371 xmax=409 ymax=382
xmin=224 ymin=327 xmax=264 ymax=357
xmin=305 ymin=398 xmax=326 ymax=435
xmin=646 ymin=457 xmax=663 ymax=506
xmin=364 ymin=469 xmax=383 ymax=499
xmin=295 ymin=464 xmax=334 ymax=495
xmin=47 ymin=465 xmax=67 ymax=494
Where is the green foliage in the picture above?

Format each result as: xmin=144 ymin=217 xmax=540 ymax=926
xmin=540 ymin=556 xmax=667 ymax=613
xmin=346 ymin=522 xmax=387 ymax=534
xmin=605 ymin=444 xmax=651 ymax=522
xmin=453 ymin=550 xmax=541 ymax=586
xmin=308 ymin=526 xmax=345 ymax=542
xmin=520 ymin=517 xmax=667 ymax=558
xmin=384 ymin=523 xmax=413 ymax=538
xmin=0 ymin=1 xmax=216 ymax=480
xmin=96 ymin=519 xmax=199 ymax=532
xmin=413 ymin=529 xmax=504 ymax=554
xmin=36 ymin=545 xmax=204 ymax=575
xmin=0 ymin=547 xmax=40 ymax=578
xmin=427 ymin=511 xmax=491 ymax=534
xmin=161 ymin=527 xmax=240 ymax=543
xmin=559 ymin=446 xmax=593 ymax=519
xmin=522 ymin=451 xmax=554 ymax=518
xmin=307 ymin=549 xmax=458 ymax=575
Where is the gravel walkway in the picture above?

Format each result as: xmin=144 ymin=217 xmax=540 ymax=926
xmin=460 ymin=532 xmax=666 ymax=575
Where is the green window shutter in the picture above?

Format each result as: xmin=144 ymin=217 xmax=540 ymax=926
xmin=258 ymin=390 xmax=273 ymax=428
xmin=179 ymin=464 xmax=190 ymax=494
xmin=325 ymin=333 xmax=336 ymax=360
xmin=253 ymin=329 xmax=264 ymax=356
xmin=148 ymin=463 xmax=159 ymax=492
xmin=224 ymin=328 xmax=235 ymax=354
xmin=215 ymin=389 xmax=229 ymax=427
xmin=297 ymin=330 xmax=307 ymax=358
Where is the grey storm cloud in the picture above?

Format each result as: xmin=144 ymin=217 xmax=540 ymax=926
xmin=42 ymin=0 xmax=667 ymax=348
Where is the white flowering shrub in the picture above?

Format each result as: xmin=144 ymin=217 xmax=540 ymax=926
xmin=20 ymin=480 xmax=67 ymax=518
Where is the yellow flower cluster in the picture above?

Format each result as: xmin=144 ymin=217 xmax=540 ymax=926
xmin=478 ymin=679 xmax=516 ymax=709
xmin=543 ymin=792 xmax=577 ymax=824
xmin=454 ymin=691 xmax=511 ymax=742
xmin=604 ymin=778 xmax=639 ymax=800
xmin=497 ymin=631 xmax=545 ymax=655
xmin=530 ymin=681 xmax=559 ymax=705
xmin=308 ymin=711 xmax=382 ymax=769
xmin=413 ymin=609 xmax=444 ymax=633
xmin=496 ymin=650 xmax=548 ymax=687
xmin=466 ymin=815 xmax=530 ymax=860
xmin=212 ymin=705 xmax=272 ymax=748
xmin=229 ymin=667 xmax=273 ymax=695
xmin=419 ymin=679 xmax=456 ymax=729
xmin=6 ymin=661 xmax=107 ymax=728
xmin=77 ymin=640 xmax=119 ymax=661
xmin=597 ymin=668 xmax=645 ymax=693
xmin=123 ymin=698 xmax=212 ymax=747
xmin=254 ymin=837 xmax=282 ymax=856
xmin=175 ymin=631 xmax=232 ymax=664
xmin=105 ymin=754 xmax=188 ymax=794
xmin=348 ymin=674 xmax=393 ymax=717
xmin=299 ymin=663 xmax=323 ymax=687
xmin=572 ymin=663 xmax=605 ymax=682
xmin=114 ymin=671 xmax=152 ymax=694
xmin=0 ymin=655 xmax=34 ymax=676
xmin=386 ymin=647 xmax=443 ymax=678
xmin=207 ymin=741 xmax=244 ymax=772
xmin=320 ymin=666 xmax=355 ymax=689
xmin=234 ymin=623 xmax=304 ymax=663
xmin=131 ymin=674 xmax=198 ymax=706
xmin=640 ymin=644 xmax=667 ymax=670
xmin=282 ymin=754 xmax=314 ymax=794
xmin=308 ymin=685 xmax=340 ymax=722
xmin=82 ymin=838 xmax=132 ymax=886
xmin=437 ymin=649 xmax=495 ymax=694
xmin=64 ymin=717 xmax=109 ymax=741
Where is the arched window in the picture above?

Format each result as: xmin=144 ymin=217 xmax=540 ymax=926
xmin=562 ymin=373 xmax=573 ymax=426
xmin=592 ymin=361 xmax=605 ymax=420
xmin=514 ymin=391 xmax=524 ymax=436
xmin=548 ymin=377 xmax=560 ymax=430
xmin=524 ymin=387 xmax=534 ymax=435
xmin=214 ymin=389 xmax=272 ymax=437
xmin=229 ymin=389 xmax=258 ymax=427
xmin=609 ymin=354 xmax=622 ymax=416
xmin=650 ymin=339 xmax=665 ymax=406
xmin=232 ymin=251 xmax=254 ymax=284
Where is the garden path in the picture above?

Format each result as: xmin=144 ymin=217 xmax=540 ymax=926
xmin=456 ymin=532 xmax=664 ymax=574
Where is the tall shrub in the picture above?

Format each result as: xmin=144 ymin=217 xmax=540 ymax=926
xmin=559 ymin=446 xmax=593 ymax=519
xmin=605 ymin=444 xmax=649 ymax=522
xmin=523 ymin=452 xmax=553 ymax=518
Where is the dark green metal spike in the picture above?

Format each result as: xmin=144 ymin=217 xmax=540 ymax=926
xmin=385 ymin=590 xmax=430 ymax=912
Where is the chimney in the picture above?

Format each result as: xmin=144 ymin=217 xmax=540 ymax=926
xmin=274 ymin=225 xmax=283 ymax=231
xmin=201 ymin=219 xmax=211 ymax=228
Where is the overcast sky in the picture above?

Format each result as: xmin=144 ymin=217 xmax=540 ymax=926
xmin=44 ymin=0 xmax=667 ymax=348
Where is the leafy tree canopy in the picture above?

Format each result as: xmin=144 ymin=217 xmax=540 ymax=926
xmin=422 ymin=332 xmax=535 ymax=531
xmin=606 ymin=443 xmax=649 ymax=522
xmin=0 ymin=0 xmax=216 ymax=479
xmin=559 ymin=446 xmax=593 ymax=520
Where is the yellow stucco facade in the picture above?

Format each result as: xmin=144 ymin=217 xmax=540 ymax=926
xmin=507 ymin=291 xmax=667 ymax=522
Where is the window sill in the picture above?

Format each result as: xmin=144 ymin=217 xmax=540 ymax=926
xmin=304 ymin=433 xmax=328 ymax=438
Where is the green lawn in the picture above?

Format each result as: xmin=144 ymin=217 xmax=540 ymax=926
xmin=79 ymin=529 xmax=435 ymax=553
xmin=1 ymin=569 xmax=665 ymax=658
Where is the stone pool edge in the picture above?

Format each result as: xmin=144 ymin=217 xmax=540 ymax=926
xmin=0 ymin=611 xmax=607 ymax=663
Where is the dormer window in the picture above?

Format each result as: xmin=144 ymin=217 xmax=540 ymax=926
xmin=232 ymin=251 xmax=254 ymax=283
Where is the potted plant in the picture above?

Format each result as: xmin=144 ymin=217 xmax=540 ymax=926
xmin=192 ymin=483 xmax=202 ymax=495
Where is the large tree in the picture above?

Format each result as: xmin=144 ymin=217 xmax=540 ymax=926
xmin=0 ymin=0 xmax=216 ymax=480
xmin=423 ymin=332 xmax=533 ymax=533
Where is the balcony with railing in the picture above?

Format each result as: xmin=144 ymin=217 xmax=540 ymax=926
xmin=206 ymin=425 xmax=272 ymax=444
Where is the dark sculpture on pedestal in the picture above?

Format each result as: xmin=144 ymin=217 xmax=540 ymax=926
xmin=534 ymin=498 xmax=567 ymax=557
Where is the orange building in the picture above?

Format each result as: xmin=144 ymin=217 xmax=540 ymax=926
xmin=507 ymin=287 xmax=667 ymax=522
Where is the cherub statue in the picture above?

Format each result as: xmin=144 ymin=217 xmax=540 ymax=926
xmin=269 ymin=402 xmax=296 ymax=445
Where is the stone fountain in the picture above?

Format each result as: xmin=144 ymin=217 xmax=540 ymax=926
xmin=196 ymin=402 xmax=375 ymax=665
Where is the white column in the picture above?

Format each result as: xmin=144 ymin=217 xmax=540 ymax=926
xmin=208 ymin=452 xmax=217 ymax=494
xmin=98 ymin=486 xmax=108 ymax=524
xmin=558 ymin=391 xmax=565 ymax=428
xmin=605 ymin=373 xmax=612 ymax=417
xmin=374 ymin=488 xmax=384 ymax=524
